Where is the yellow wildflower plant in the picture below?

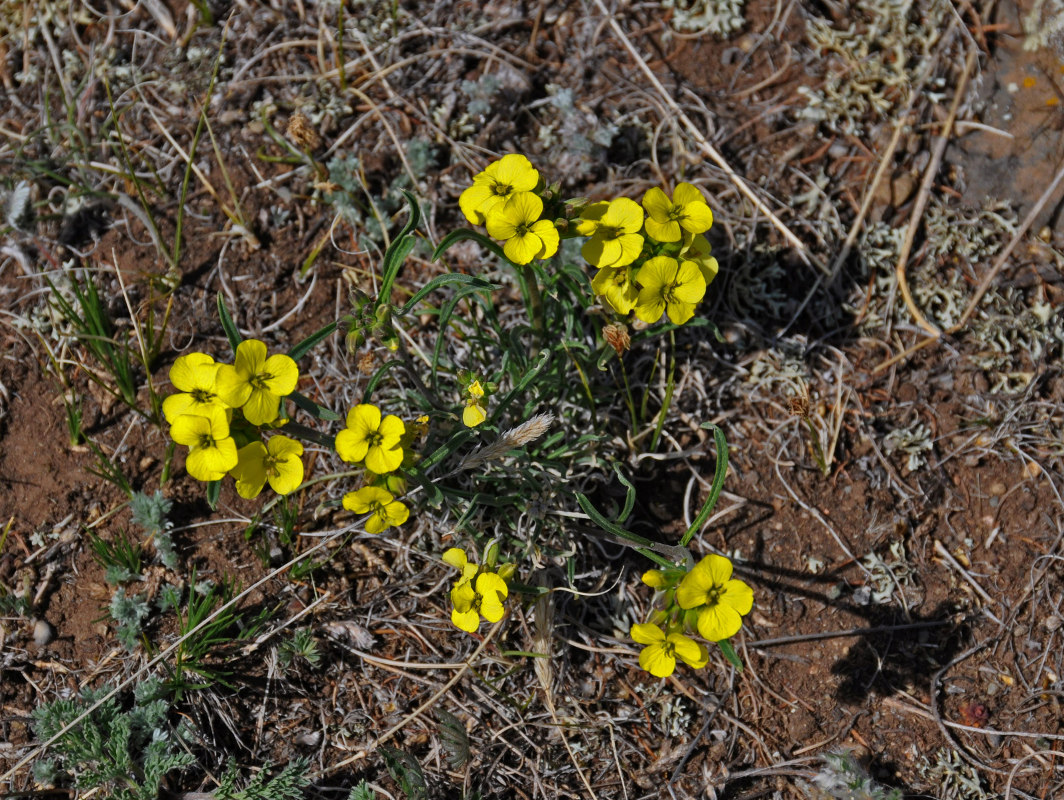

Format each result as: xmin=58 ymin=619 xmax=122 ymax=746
xmin=630 ymin=622 xmax=709 ymax=678
xmin=633 ymin=256 xmax=707 ymax=325
xmin=335 ymin=403 xmax=405 ymax=474
xmin=485 ymin=191 xmax=559 ymax=265
xmin=342 ymin=485 xmax=409 ymax=534
xmin=590 ymin=263 xmax=639 ymax=315
xmin=170 ymin=406 xmax=238 ymax=482
xmin=680 ymin=232 xmax=719 ymax=287
xmin=641 ymin=182 xmax=714 ymax=243
xmin=463 ymin=380 xmax=488 ymax=427
xmin=576 ymin=198 xmax=644 ymax=268
xmin=216 ymin=339 xmax=299 ymax=426
xmin=162 ymin=352 xmax=225 ymax=424
xmin=675 ymin=554 xmax=754 ymax=642
xmin=459 ymin=153 xmax=539 ymax=225
xmin=229 ymin=435 xmax=304 ymax=499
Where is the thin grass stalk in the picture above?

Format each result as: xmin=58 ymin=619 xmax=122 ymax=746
xmin=649 ymin=329 xmax=676 ymax=452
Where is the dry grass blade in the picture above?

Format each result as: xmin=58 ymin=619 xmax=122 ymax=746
xmin=892 ymin=47 xmax=976 ymax=339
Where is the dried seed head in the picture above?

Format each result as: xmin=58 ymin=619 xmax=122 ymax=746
xmin=287 ymin=112 xmax=321 ymax=151
xmin=602 ymin=323 xmax=630 ymax=356
xmin=458 ymin=413 xmax=554 ymax=472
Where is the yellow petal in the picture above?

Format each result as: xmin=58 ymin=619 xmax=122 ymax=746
xmin=451 ymin=606 xmax=480 ymax=632
xmin=463 ymin=401 xmax=487 ymax=427
xmin=630 ymin=622 xmax=666 ymax=645
xmin=696 ymin=603 xmax=743 ymax=642
xmin=263 ymin=354 xmax=299 ymax=396
xmin=335 ymin=427 xmax=368 ymax=464
xmin=638 ymin=642 xmax=676 ymax=678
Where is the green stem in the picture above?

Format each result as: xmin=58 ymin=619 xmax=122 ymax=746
xmin=649 ymin=329 xmax=677 ymax=452
xmin=617 ymin=357 xmax=638 ymax=436
xmin=519 ymin=263 xmax=545 ymax=337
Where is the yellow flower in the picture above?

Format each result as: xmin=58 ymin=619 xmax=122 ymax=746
xmin=633 ymin=256 xmax=706 ymax=325
xmin=215 ymin=339 xmax=299 ymax=426
xmin=485 ymin=192 xmax=559 ymax=265
xmin=335 ymin=403 xmax=405 ymax=474
xmin=576 ymin=198 xmax=644 ymax=267
xmin=631 ymin=623 xmax=709 ymax=677
xmin=170 ymin=406 xmax=238 ymax=482
xmin=229 ymin=435 xmax=304 ymax=499
xmin=675 ymin=554 xmax=754 ymax=642
xmin=443 ymin=548 xmax=510 ymax=632
xmin=342 ymin=486 xmax=409 ymax=534
xmin=459 ymin=154 xmax=539 ymax=225
xmin=641 ymin=182 xmax=714 ymax=243
xmin=463 ymin=380 xmax=487 ymax=427
xmin=162 ymin=352 xmax=225 ymax=424
xmin=680 ymin=232 xmax=719 ymax=287
xmin=590 ymin=264 xmax=639 ymax=315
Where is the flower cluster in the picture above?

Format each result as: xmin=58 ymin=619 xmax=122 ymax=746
xmin=579 ymin=183 xmax=717 ymax=326
xmin=633 ymin=554 xmax=753 ymax=678
xmin=164 ymin=341 xmax=303 ymax=497
xmin=442 ymin=547 xmax=514 ymax=632
xmin=335 ymin=403 xmax=410 ymax=533
xmin=459 ymin=154 xmax=559 ymax=265
xmin=458 ymin=155 xmax=717 ymax=326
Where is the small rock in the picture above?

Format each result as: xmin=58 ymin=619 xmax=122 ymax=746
xmin=33 ymin=619 xmax=55 ymax=646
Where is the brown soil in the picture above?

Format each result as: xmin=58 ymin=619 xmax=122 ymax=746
xmin=1 ymin=0 xmax=1062 ymax=798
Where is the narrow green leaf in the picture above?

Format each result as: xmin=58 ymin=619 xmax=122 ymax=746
xmin=679 ymin=424 xmax=729 ymax=547
xmin=397 ymin=274 xmax=499 ymax=317
xmin=718 ymin=638 xmax=743 ymax=672
xmin=361 ymin=359 xmax=404 ymax=402
xmin=575 ymin=492 xmax=652 ymax=545
xmin=206 ymin=479 xmax=221 ymax=510
xmin=216 ymin=293 xmax=241 ymax=353
xmin=417 ymin=429 xmax=475 ymax=472
xmin=287 ymin=321 xmax=337 ymax=361
xmin=432 ymin=227 xmax=509 ymax=263
xmin=288 ymin=391 xmax=342 ymax=422
xmin=612 ymin=464 xmax=637 ymax=524
xmin=376 ymin=190 xmax=421 ymax=308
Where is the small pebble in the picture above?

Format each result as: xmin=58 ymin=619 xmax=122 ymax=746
xmin=33 ymin=619 xmax=55 ymax=646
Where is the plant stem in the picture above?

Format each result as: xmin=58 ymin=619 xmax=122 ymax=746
xmin=519 ymin=263 xmax=545 ymax=337
xmin=649 ymin=329 xmax=676 ymax=452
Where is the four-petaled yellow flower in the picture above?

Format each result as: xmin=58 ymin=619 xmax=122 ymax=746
xmin=229 ymin=435 xmax=304 ymax=499
xmin=335 ymin=403 xmax=406 ymax=474
xmin=463 ymin=380 xmax=487 ymax=427
xmin=675 ymin=554 xmax=754 ymax=642
xmin=216 ymin=339 xmax=299 ymax=426
xmin=459 ymin=154 xmax=540 ymax=225
xmin=170 ymin=405 xmax=238 ymax=482
xmin=342 ymin=485 xmax=409 ymax=534
xmin=485 ymin=192 xmax=559 ymax=265
xmin=634 ymin=256 xmax=707 ymax=325
xmin=576 ymin=198 xmax=644 ymax=268
xmin=641 ymin=182 xmax=714 ymax=243
xmin=630 ymin=622 xmax=709 ymax=678
xmin=590 ymin=263 xmax=639 ymax=315
xmin=163 ymin=352 xmax=224 ymax=424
